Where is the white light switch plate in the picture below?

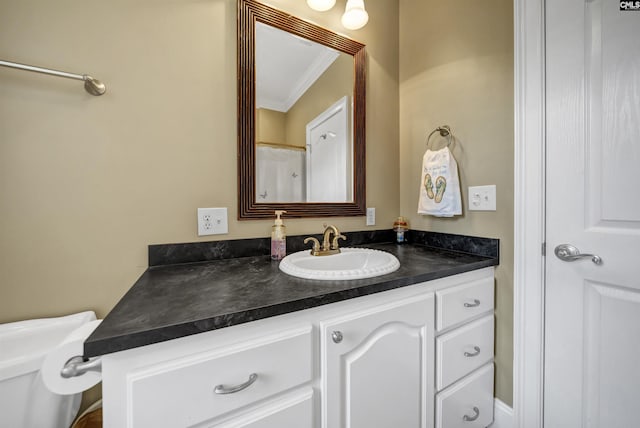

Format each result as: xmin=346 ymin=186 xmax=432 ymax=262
xmin=197 ymin=207 xmax=228 ymax=236
xmin=366 ymin=207 xmax=375 ymax=226
xmin=468 ymin=185 xmax=497 ymax=211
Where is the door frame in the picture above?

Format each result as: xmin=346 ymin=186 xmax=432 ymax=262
xmin=513 ymin=0 xmax=545 ymax=427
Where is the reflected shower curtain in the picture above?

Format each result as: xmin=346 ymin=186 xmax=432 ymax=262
xmin=256 ymin=146 xmax=305 ymax=202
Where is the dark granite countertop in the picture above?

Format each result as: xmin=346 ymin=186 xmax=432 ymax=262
xmin=84 ymin=231 xmax=498 ymax=357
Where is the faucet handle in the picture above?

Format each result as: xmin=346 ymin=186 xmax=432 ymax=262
xmin=304 ymin=237 xmax=321 ymax=255
xmin=331 ymin=234 xmax=347 ymax=250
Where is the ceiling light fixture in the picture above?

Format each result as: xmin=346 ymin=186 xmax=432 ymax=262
xmin=307 ymin=0 xmax=336 ymax=12
xmin=341 ymin=0 xmax=369 ymax=30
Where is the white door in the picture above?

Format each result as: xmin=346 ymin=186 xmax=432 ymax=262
xmin=321 ymin=293 xmax=434 ymax=428
xmin=544 ymin=1 xmax=640 ymax=427
xmin=306 ymin=96 xmax=351 ymax=202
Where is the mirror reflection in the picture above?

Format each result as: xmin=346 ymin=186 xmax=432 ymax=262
xmin=255 ymin=22 xmax=354 ymax=203
xmin=238 ymin=0 xmax=365 ymax=219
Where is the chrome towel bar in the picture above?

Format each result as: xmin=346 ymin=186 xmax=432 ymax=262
xmin=0 ymin=59 xmax=106 ymax=96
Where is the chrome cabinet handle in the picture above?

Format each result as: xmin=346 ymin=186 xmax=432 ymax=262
xmin=464 ymin=299 xmax=481 ymax=308
xmin=554 ymin=244 xmax=602 ymax=265
xmin=463 ymin=406 xmax=480 ymax=421
xmin=464 ymin=346 xmax=481 ymax=357
xmin=214 ymin=373 xmax=258 ymax=394
xmin=332 ymin=330 xmax=343 ymax=343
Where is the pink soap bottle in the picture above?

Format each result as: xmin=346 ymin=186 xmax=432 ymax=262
xmin=271 ymin=210 xmax=287 ymax=260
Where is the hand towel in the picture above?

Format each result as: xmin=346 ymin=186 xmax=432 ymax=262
xmin=417 ymin=147 xmax=462 ymax=217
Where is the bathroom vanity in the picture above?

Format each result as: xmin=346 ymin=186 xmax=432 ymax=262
xmin=85 ymin=232 xmax=498 ymax=428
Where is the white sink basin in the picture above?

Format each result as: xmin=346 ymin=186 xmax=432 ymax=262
xmin=279 ymin=248 xmax=400 ymax=280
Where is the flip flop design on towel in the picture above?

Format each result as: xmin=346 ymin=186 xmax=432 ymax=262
xmin=424 ymin=174 xmax=435 ymax=199
xmin=435 ymin=176 xmax=446 ymax=203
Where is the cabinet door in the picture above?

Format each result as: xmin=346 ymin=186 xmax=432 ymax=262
xmin=321 ymin=293 xmax=435 ymax=428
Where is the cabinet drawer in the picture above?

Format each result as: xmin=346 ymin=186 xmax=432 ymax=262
xmin=435 ymin=363 xmax=494 ymax=428
xmin=129 ymin=327 xmax=312 ymax=428
xmin=436 ymin=315 xmax=494 ymax=390
xmin=217 ymin=389 xmax=314 ymax=428
xmin=436 ymin=276 xmax=494 ymax=331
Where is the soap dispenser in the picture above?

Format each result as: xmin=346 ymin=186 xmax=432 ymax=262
xmin=271 ymin=210 xmax=287 ymax=260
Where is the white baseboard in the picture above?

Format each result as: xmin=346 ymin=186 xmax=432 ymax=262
xmin=487 ymin=398 xmax=514 ymax=428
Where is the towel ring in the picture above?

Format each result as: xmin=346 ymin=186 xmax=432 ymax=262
xmin=426 ymin=125 xmax=453 ymax=149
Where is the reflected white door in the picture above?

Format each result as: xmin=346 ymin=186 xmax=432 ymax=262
xmin=306 ymin=96 xmax=351 ymax=202
xmin=544 ymin=1 xmax=640 ymax=427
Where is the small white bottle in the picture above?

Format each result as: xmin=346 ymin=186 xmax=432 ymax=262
xmin=393 ymin=216 xmax=409 ymax=244
xmin=271 ymin=210 xmax=287 ymax=260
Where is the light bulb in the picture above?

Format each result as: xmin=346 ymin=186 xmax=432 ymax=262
xmin=307 ymin=0 xmax=336 ymax=12
xmin=341 ymin=0 xmax=369 ymax=30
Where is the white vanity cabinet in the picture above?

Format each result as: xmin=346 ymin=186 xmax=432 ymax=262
xmin=434 ymin=273 xmax=495 ymax=427
xmin=321 ymin=293 xmax=435 ymax=428
xmin=102 ymin=326 xmax=316 ymax=428
xmin=100 ymin=267 xmax=495 ymax=428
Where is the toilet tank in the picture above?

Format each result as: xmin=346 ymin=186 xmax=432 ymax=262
xmin=0 ymin=311 xmax=96 ymax=428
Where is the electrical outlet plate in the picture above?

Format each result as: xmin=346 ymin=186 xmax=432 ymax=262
xmin=197 ymin=208 xmax=228 ymax=236
xmin=468 ymin=185 xmax=497 ymax=211
xmin=366 ymin=207 xmax=375 ymax=226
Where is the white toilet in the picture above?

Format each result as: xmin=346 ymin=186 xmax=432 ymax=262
xmin=0 ymin=311 xmax=96 ymax=428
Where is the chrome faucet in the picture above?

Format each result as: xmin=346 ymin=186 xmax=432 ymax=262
xmin=304 ymin=224 xmax=346 ymax=256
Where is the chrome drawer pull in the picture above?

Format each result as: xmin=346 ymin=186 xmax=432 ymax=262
xmin=332 ymin=330 xmax=343 ymax=344
xmin=464 ymin=346 xmax=481 ymax=357
xmin=464 ymin=299 xmax=481 ymax=308
xmin=463 ymin=406 xmax=480 ymax=421
xmin=214 ymin=373 xmax=258 ymax=394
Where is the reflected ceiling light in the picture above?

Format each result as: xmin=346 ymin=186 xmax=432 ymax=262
xmin=341 ymin=0 xmax=369 ymax=30
xmin=307 ymin=0 xmax=336 ymax=12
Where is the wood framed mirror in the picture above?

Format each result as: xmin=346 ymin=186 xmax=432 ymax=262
xmin=238 ymin=0 xmax=366 ymax=219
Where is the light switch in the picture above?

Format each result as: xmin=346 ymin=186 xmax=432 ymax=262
xmin=468 ymin=185 xmax=496 ymax=211
xmin=366 ymin=207 xmax=375 ymax=226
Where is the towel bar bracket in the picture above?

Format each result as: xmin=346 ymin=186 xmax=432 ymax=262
xmin=0 ymin=59 xmax=106 ymax=96
xmin=426 ymin=125 xmax=454 ymax=149
xmin=60 ymin=355 xmax=102 ymax=378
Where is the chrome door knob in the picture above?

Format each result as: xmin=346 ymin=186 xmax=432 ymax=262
xmin=554 ymin=244 xmax=602 ymax=265
xmin=331 ymin=330 xmax=343 ymax=343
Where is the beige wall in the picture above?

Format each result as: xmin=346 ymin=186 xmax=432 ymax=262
xmin=0 ymin=0 xmax=399 ymax=324
xmin=399 ymin=0 xmax=514 ymax=405
xmin=256 ymin=108 xmax=287 ymax=144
